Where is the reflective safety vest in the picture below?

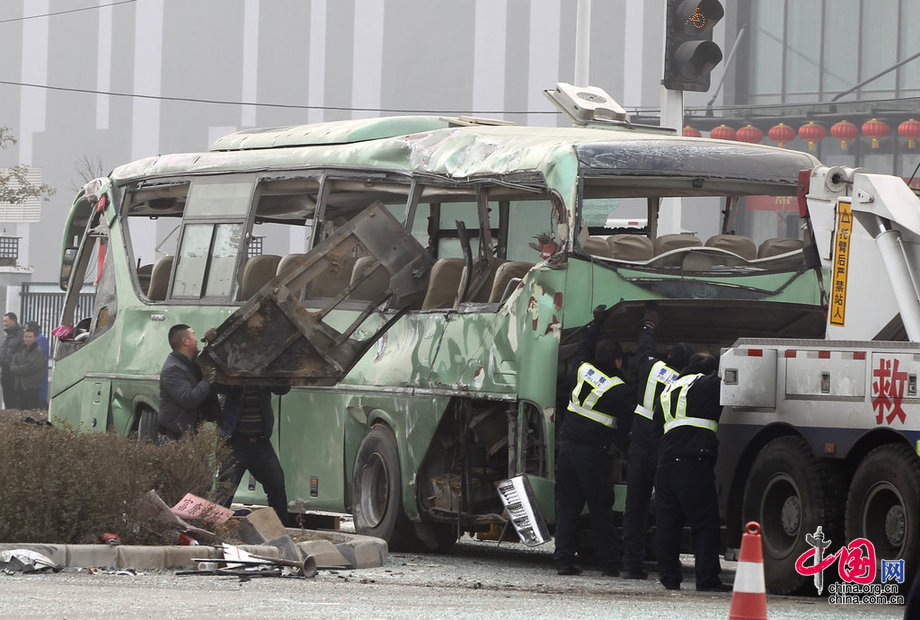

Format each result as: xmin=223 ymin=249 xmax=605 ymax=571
xmin=659 ymin=373 xmax=718 ymax=434
xmin=567 ymin=362 xmax=624 ymax=428
xmin=634 ymin=360 xmax=680 ymax=420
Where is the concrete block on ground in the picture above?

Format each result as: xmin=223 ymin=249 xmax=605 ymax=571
xmin=295 ymin=539 xmax=352 ymax=568
xmin=264 ymin=535 xmax=301 ymax=562
xmin=335 ymin=540 xmax=387 ymax=569
xmin=235 ymin=508 xmax=288 ymax=544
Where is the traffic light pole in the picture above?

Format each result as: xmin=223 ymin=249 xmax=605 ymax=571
xmin=574 ymin=0 xmax=591 ymax=86
xmin=659 ymin=54 xmax=684 ymax=235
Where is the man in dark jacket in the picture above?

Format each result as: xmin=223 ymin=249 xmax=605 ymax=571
xmin=25 ymin=321 xmax=49 ymax=408
xmin=621 ymin=308 xmax=693 ymax=579
xmin=653 ymin=352 xmax=731 ymax=592
xmin=0 ymin=312 xmax=24 ymax=409
xmin=157 ymin=324 xmax=218 ymax=440
xmin=216 ymin=384 xmax=291 ymax=524
xmin=9 ymin=327 xmax=48 ymax=410
xmin=553 ymin=310 xmax=633 ymax=577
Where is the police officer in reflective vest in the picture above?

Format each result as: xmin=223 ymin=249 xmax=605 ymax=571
xmin=621 ymin=309 xmax=693 ymax=580
xmin=553 ymin=315 xmax=632 ymax=576
xmin=653 ymin=352 xmax=731 ymax=592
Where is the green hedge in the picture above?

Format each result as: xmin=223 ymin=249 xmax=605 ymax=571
xmin=0 ymin=410 xmax=230 ymax=545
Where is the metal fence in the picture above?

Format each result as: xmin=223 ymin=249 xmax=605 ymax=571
xmin=19 ymin=282 xmax=95 ymax=344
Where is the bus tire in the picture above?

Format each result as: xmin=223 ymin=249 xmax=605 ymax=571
xmin=138 ymin=406 xmax=158 ymax=443
xmin=845 ymin=443 xmax=920 ymax=583
xmin=742 ymin=435 xmax=846 ymax=595
xmin=353 ymin=424 xmax=416 ymax=550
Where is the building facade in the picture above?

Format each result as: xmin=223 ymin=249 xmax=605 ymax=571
xmin=0 ymin=0 xmax=916 ymax=285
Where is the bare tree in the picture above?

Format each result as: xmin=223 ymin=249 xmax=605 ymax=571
xmin=71 ymin=154 xmax=106 ymax=192
xmin=0 ymin=127 xmax=55 ymax=204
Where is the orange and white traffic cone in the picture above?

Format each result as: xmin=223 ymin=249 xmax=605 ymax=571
xmin=729 ymin=521 xmax=767 ymax=620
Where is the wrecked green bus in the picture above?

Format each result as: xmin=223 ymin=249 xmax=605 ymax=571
xmin=51 ymin=91 xmax=822 ymax=551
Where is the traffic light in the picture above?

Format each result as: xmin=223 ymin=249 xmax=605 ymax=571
xmin=662 ymin=0 xmax=724 ymax=92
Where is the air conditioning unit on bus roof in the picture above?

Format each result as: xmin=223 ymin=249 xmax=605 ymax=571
xmin=546 ymin=82 xmax=627 ymax=124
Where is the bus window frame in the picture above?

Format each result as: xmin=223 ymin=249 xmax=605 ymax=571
xmin=169 ymin=175 xmax=256 ymax=303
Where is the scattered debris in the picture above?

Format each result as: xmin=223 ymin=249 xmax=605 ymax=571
xmin=143 ymin=489 xmax=213 ymax=542
xmin=0 ymin=549 xmax=61 ymax=574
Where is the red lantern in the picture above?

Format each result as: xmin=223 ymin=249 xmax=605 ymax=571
xmin=830 ymin=120 xmax=858 ymax=151
xmin=768 ymin=122 xmax=795 ymax=148
xmin=710 ymin=124 xmax=736 ymax=141
xmin=682 ymin=125 xmax=701 ymax=138
xmin=798 ymin=121 xmax=826 ymax=152
xmin=862 ymin=118 xmax=890 ymax=149
xmin=735 ymin=124 xmax=763 ymax=144
xmin=898 ymin=118 xmax=920 ymax=149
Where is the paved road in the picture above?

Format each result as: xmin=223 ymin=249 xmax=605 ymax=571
xmin=0 ymin=537 xmax=905 ymax=618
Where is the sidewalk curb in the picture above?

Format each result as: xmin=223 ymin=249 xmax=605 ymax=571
xmin=0 ymin=529 xmax=388 ymax=571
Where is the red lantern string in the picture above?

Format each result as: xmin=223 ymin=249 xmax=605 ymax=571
xmin=898 ymin=118 xmax=920 ymax=149
xmin=830 ymin=120 xmax=858 ymax=151
xmin=798 ymin=122 xmax=826 ymax=152
xmin=861 ymin=118 xmax=890 ymax=149
xmin=768 ymin=123 xmax=795 ymax=148
xmin=735 ymin=124 xmax=763 ymax=144
xmin=710 ymin=124 xmax=736 ymax=141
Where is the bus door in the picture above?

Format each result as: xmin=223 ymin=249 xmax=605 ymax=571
xmin=56 ymin=178 xmax=118 ymax=354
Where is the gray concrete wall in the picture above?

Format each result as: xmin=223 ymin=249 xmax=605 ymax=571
xmin=0 ymin=0 xmax=729 ymax=282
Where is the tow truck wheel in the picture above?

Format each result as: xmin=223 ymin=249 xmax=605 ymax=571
xmin=845 ymin=444 xmax=920 ymax=582
xmin=353 ymin=424 xmax=416 ymax=550
xmin=742 ymin=435 xmax=846 ymax=595
xmin=137 ymin=406 xmax=158 ymax=443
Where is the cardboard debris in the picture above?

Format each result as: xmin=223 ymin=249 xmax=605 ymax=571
xmin=171 ymin=493 xmax=234 ymax=524
xmin=143 ymin=490 xmax=213 ymax=540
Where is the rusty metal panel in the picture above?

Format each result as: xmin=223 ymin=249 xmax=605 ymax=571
xmin=201 ymin=202 xmax=433 ymax=385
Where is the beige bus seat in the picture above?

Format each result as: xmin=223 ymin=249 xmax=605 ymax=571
xmin=421 ymin=258 xmax=465 ymax=310
xmin=758 ymin=237 xmax=805 ymax=258
xmin=137 ymin=263 xmax=153 ymax=293
xmin=488 ymin=261 xmax=534 ymax=303
xmin=350 ymin=255 xmax=391 ymax=300
xmin=463 ymin=259 xmax=505 ymax=303
xmin=311 ymin=250 xmax=359 ymax=298
xmin=705 ymin=234 xmax=757 ymax=260
xmin=653 ymin=233 xmax=702 ymax=255
xmin=276 ymin=253 xmax=307 ymax=278
xmin=146 ymin=256 xmax=175 ymax=301
xmin=239 ymin=254 xmax=281 ymax=300
xmin=607 ymin=234 xmax=654 ymax=261
xmin=582 ymin=236 xmax=610 ymax=257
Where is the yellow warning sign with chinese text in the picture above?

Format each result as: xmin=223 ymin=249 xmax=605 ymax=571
xmin=829 ymin=199 xmax=852 ymax=326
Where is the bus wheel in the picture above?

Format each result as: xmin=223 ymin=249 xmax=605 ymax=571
xmin=845 ymin=444 xmax=920 ymax=582
xmin=353 ymin=425 xmax=415 ymax=550
xmin=742 ymin=435 xmax=845 ymax=595
xmin=137 ymin=406 xmax=158 ymax=443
